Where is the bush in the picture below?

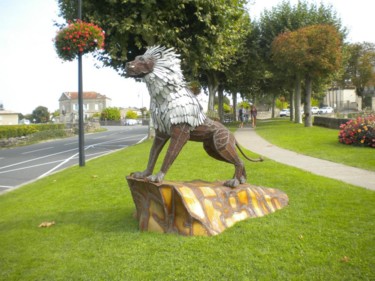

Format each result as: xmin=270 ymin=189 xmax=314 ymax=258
xmin=0 ymin=124 xmax=66 ymax=139
xmin=338 ymin=115 xmax=375 ymax=148
xmin=101 ymin=107 xmax=121 ymax=121
xmin=28 ymin=129 xmax=73 ymax=142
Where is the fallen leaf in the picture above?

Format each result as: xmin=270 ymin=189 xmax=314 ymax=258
xmin=38 ymin=221 xmax=55 ymax=228
xmin=340 ymin=256 xmax=350 ymax=263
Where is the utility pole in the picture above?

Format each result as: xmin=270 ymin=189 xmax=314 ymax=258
xmin=77 ymin=0 xmax=85 ymax=166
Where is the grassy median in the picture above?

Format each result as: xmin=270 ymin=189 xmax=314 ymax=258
xmin=254 ymin=119 xmax=375 ymax=171
xmin=0 ymin=124 xmax=374 ymax=281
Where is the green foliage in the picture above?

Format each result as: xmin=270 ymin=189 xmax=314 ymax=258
xmin=259 ymin=0 xmax=346 ymax=60
xmin=32 ymin=106 xmax=50 ymax=123
xmin=101 ymin=107 xmax=121 ymax=121
xmin=27 ymin=129 xmax=73 ymax=143
xmin=57 ymin=0 xmax=251 ymax=114
xmin=57 ymin=0 xmax=249 ymax=77
xmin=0 ymin=135 xmax=374 ymax=280
xmin=214 ymin=103 xmax=232 ymax=114
xmin=271 ymin=25 xmax=342 ymax=78
xmin=0 ymin=125 xmax=37 ymax=139
xmin=238 ymin=101 xmax=251 ymax=110
xmin=271 ymin=24 xmax=342 ymax=127
xmin=222 ymin=103 xmax=232 ymax=114
xmin=126 ymin=110 xmax=138 ymax=119
xmin=0 ymin=124 xmax=66 ymax=139
xmin=275 ymin=98 xmax=289 ymax=109
xmin=343 ymin=42 xmax=375 ymax=96
xmin=256 ymin=0 xmax=347 ymax=117
xmin=52 ymin=110 xmax=60 ymax=118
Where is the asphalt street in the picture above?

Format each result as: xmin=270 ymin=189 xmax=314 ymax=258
xmin=0 ymin=125 xmax=148 ymax=194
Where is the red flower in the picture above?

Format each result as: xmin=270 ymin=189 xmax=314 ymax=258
xmin=54 ymin=20 xmax=105 ymax=61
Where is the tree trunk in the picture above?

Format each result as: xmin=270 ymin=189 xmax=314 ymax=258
xmin=206 ymin=71 xmax=219 ymax=112
xmin=218 ymin=84 xmax=224 ymax=122
xmin=271 ymin=94 xmax=276 ymax=118
xmin=232 ymin=92 xmax=237 ymax=121
xmin=294 ymin=75 xmax=302 ymax=123
xmin=304 ymin=75 xmax=313 ymax=127
xmin=289 ymin=89 xmax=294 ymax=121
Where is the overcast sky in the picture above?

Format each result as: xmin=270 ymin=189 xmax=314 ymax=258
xmin=0 ymin=0 xmax=374 ymax=114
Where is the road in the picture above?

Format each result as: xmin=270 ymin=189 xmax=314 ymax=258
xmin=0 ymin=125 xmax=148 ymax=194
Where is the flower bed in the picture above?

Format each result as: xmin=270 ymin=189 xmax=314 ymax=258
xmin=338 ymin=115 xmax=375 ymax=148
xmin=54 ymin=20 xmax=105 ymax=61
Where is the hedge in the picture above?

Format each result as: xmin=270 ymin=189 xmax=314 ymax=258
xmin=313 ymin=116 xmax=351 ymax=129
xmin=0 ymin=124 xmax=66 ymax=139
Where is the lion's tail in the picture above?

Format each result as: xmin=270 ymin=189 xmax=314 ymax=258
xmin=235 ymin=141 xmax=264 ymax=162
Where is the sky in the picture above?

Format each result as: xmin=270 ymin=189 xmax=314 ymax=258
xmin=0 ymin=1 xmax=374 ymax=115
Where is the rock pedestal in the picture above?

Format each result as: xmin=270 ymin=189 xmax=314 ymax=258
xmin=126 ymin=176 xmax=288 ymax=236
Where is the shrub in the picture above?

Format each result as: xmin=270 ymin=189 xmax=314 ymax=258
xmin=126 ymin=110 xmax=138 ymax=119
xmin=101 ymin=107 xmax=121 ymax=121
xmin=338 ymin=115 xmax=375 ymax=148
xmin=0 ymin=124 xmax=66 ymax=139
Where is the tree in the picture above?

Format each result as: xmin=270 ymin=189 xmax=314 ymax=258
xmin=101 ymin=107 xmax=121 ymax=121
xmin=126 ymin=110 xmax=138 ymax=120
xmin=52 ymin=109 xmax=60 ymax=122
xmin=57 ymin=0 xmax=250 ymax=112
xmin=272 ymin=24 xmax=342 ymax=127
xmin=257 ymin=0 xmax=346 ymax=122
xmin=343 ymin=42 xmax=375 ymax=98
xmin=32 ymin=106 xmax=49 ymax=123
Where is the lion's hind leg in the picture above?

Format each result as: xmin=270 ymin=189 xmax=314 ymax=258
xmin=204 ymin=130 xmax=247 ymax=188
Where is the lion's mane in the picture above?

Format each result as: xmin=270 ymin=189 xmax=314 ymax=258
xmin=142 ymin=46 xmax=206 ymax=134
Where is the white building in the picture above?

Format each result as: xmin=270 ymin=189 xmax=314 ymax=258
xmin=323 ymin=87 xmax=362 ymax=112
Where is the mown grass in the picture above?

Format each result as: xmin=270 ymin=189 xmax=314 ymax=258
xmin=0 ymin=138 xmax=374 ymax=281
xmin=254 ymin=119 xmax=375 ymax=171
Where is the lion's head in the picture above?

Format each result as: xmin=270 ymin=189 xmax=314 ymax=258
xmin=125 ymin=53 xmax=155 ymax=78
xmin=125 ymin=46 xmax=184 ymax=85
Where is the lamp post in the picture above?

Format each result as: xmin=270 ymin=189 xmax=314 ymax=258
xmin=77 ymin=0 xmax=85 ymax=166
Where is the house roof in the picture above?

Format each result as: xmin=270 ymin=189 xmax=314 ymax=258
xmin=0 ymin=110 xmax=19 ymax=115
xmin=59 ymin=91 xmax=111 ymax=101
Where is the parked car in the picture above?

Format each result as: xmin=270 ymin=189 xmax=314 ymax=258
xmin=311 ymin=107 xmax=319 ymax=114
xmin=318 ymin=106 xmax=334 ymax=114
xmin=279 ymin=109 xmax=290 ymax=117
xmin=124 ymin=119 xmax=138 ymax=125
xmin=19 ymin=119 xmax=30 ymax=125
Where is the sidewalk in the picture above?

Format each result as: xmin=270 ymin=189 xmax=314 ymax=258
xmin=235 ymin=127 xmax=375 ymax=191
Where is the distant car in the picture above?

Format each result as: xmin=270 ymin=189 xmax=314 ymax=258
xmin=311 ymin=107 xmax=319 ymax=114
xmin=318 ymin=106 xmax=334 ymax=114
xmin=279 ymin=109 xmax=290 ymax=117
xmin=124 ymin=119 xmax=138 ymax=125
xmin=19 ymin=119 xmax=30 ymax=125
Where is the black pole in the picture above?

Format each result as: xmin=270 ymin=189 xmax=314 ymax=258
xmin=78 ymin=0 xmax=85 ymax=166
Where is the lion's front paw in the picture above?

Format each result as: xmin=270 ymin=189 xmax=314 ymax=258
xmin=224 ymin=178 xmax=240 ymax=188
xmin=132 ymin=171 xmax=151 ymax=179
xmin=146 ymin=172 xmax=165 ymax=183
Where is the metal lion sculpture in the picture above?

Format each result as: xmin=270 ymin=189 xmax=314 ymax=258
xmin=125 ymin=46 xmax=262 ymax=188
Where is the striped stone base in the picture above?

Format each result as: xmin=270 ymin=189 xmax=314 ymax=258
xmin=126 ymin=176 xmax=289 ymax=236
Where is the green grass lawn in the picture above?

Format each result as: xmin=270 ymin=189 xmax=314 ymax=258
xmin=253 ymin=119 xmax=375 ymax=171
xmin=0 ymin=137 xmax=374 ymax=280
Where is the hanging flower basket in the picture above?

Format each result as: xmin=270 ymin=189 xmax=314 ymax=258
xmin=54 ymin=20 xmax=105 ymax=61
